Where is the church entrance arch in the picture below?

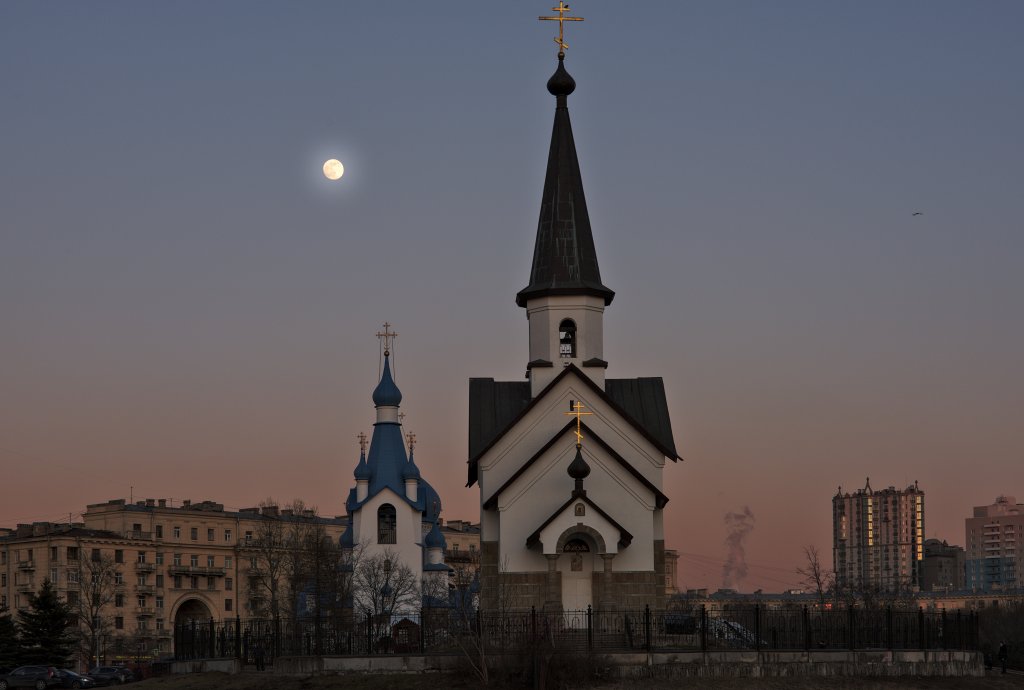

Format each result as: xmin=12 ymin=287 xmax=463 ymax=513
xmin=559 ymin=536 xmax=595 ymax=612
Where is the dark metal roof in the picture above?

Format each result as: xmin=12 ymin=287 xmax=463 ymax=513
xmin=467 ymin=365 xmax=680 ymax=486
xmin=516 ymin=56 xmax=613 ymax=308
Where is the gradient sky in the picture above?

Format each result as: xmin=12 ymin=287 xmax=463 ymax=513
xmin=2 ymin=2 xmax=1022 ymax=593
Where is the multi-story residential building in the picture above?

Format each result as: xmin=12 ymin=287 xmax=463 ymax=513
xmin=0 ymin=497 xmax=345 ymax=664
xmin=833 ymin=479 xmax=925 ymax=593
xmin=920 ymin=539 xmax=965 ymax=592
xmin=965 ymin=495 xmax=1022 ymax=591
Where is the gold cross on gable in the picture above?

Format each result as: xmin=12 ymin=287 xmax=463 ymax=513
xmin=406 ymin=431 xmax=417 ymax=453
xmin=564 ymin=399 xmax=593 ymax=447
xmin=357 ymin=432 xmax=368 ymax=454
xmin=376 ymin=322 xmax=398 ymax=355
xmin=539 ymin=1 xmax=583 ymax=55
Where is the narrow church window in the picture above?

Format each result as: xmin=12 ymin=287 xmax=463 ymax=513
xmin=378 ymin=504 xmax=397 ymax=544
xmin=559 ymin=319 xmax=576 ymax=358
xmin=575 ymin=503 xmax=586 ymax=517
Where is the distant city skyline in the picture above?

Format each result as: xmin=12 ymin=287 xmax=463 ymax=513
xmin=2 ymin=2 xmax=1023 ymax=592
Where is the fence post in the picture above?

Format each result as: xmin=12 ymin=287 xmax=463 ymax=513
xmin=644 ymin=604 xmax=651 ymax=651
xmin=366 ymin=612 xmax=372 ymax=655
xmin=754 ymin=604 xmax=761 ymax=657
xmin=190 ymin=620 xmax=196 ymax=660
xmin=531 ymin=605 xmax=537 ymax=640
xmin=208 ymin=618 xmax=215 ymax=658
xmin=802 ymin=606 xmax=810 ymax=651
xmin=420 ymin=608 xmax=426 ymax=654
xmin=886 ymin=606 xmax=893 ymax=651
xmin=847 ymin=607 xmax=854 ymax=651
xmin=235 ymin=616 xmax=242 ymax=659
xmin=587 ymin=605 xmax=593 ymax=651
xmin=701 ymin=604 xmax=708 ymax=653
xmin=917 ymin=607 xmax=925 ymax=650
xmin=941 ymin=609 xmax=947 ymax=650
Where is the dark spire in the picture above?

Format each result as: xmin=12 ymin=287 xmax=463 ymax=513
xmin=516 ymin=55 xmax=614 ymax=308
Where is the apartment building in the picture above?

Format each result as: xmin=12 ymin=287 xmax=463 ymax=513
xmin=965 ymin=495 xmax=1022 ymax=591
xmin=920 ymin=538 xmax=965 ymax=592
xmin=0 ymin=497 xmax=345 ymax=662
xmin=833 ymin=480 xmax=925 ymax=593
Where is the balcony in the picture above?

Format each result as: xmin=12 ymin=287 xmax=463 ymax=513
xmin=135 ymin=562 xmax=156 ymax=573
xmin=16 ymin=582 xmax=35 ymax=592
xmin=17 ymin=560 xmax=35 ymax=571
xmin=135 ymin=607 xmax=155 ymax=617
xmin=123 ymin=531 xmax=153 ymax=540
xmin=166 ymin=565 xmax=225 ymax=577
xmin=155 ymin=629 xmax=172 ymax=638
xmin=135 ymin=584 xmax=155 ymax=594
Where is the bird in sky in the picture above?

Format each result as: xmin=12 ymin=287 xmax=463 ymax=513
xmin=912 ymin=212 xmax=923 ymax=216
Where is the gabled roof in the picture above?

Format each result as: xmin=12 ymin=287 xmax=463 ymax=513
xmin=482 ymin=420 xmax=669 ymax=510
xmin=467 ymin=364 xmax=680 ymax=486
xmin=526 ymin=493 xmax=633 ymax=551
xmin=516 ymin=55 xmax=613 ymax=308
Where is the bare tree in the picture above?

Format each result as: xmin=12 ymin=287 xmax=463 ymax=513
xmin=245 ymin=499 xmax=288 ymax=619
xmin=795 ymin=545 xmax=834 ymax=609
xmin=71 ymin=551 xmax=120 ymax=667
xmin=351 ymin=548 xmax=420 ymax=618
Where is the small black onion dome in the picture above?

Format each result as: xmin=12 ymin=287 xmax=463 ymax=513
xmin=567 ymin=446 xmax=591 ymax=480
xmin=547 ymin=56 xmax=576 ymax=97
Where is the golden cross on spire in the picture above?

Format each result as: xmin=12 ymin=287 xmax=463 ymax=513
xmin=539 ymin=1 xmax=583 ymax=55
xmin=564 ymin=399 xmax=593 ymax=447
xmin=357 ymin=432 xmax=368 ymax=454
xmin=376 ymin=322 xmax=398 ymax=356
xmin=406 ymin=431 xmax=417 ymax=454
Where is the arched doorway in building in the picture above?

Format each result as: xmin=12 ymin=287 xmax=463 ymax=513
xmin=173 ymin=598 xmax=213 ymax=628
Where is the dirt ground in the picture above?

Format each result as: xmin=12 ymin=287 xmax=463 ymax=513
xmin=133 ymin=670 xmax=1024 ymax=690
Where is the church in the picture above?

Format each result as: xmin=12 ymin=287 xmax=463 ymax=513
xmin=341 ymin=329 xmax=449 ymax=614
xmin=467 ymin=45 xmax=681 ymax=612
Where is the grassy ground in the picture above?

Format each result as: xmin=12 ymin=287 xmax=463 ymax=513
xmin=132 ymin=670 xmax=1024 ymax=690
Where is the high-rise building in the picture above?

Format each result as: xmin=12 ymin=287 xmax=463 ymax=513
xmin=920 ymin=539 xmax=965 ymax=592
xmin=965 ymin=495 xmax=1022 ymax=591
xmin=832 ymin=479 xmax=924 ymax=593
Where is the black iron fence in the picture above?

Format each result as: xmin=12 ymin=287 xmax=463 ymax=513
xmin=174 ymin=605 xmax=980 ymax=661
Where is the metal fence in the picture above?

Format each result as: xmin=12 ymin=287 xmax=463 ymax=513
xmin=174 ymin=605 xmax=980 ymax=661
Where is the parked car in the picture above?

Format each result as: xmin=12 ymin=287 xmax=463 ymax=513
xmin=84 ymin=668 xmax=133 ymax=687
xmin=0 ymin=666 xmax=62 ymax=690
xmin=54 ymin=671 xmax=96 ymax=690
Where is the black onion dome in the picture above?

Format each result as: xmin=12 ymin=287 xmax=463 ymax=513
xmin=567 ymin=446 xmax=591 ymax=480
xmin=547 ymin=56 xmax=576 ymax=97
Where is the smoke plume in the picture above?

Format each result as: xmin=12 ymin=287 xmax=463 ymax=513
xmin=722 ymin=506 xmax=755 ymax=589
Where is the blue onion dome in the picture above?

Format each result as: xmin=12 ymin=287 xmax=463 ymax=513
xmin=425 ymin=521 xmax=445 ymax=549
xmin=547 ymin=55 xmax=576 ymax=97
xmin=340 ymin=524 xmax=354 ymax=548
xmin=402 ymin=450 xmax=421 ymax=480
xmin=354 ymin=450 xmax=370 ymax=480
xmin=372 ymin=354 xmax=403 ymax=407
xmin=421 ymin=481 xmax=442 ymax=523
xmin=345 ymin=488 xmax=358 ymax=513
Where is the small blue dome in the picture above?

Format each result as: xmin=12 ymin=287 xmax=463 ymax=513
xmin=421 ymin=481 xmax=442 ymax=523
xmin=402 ymin=451 xmax=421 ymax=480
xmin=354 ymin=451 xmax=370 ymax=480
xmin=425 ymin=521 xmax=445 ymax=549
xmin=372 ymin=354 xmax=403 ymax=407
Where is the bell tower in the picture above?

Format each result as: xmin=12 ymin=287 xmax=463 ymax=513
xmin=516 ymin=51 xmax=614 ymax=395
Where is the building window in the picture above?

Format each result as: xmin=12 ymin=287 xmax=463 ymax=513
xmin=137 ymin=595 xmax=146 ymax=608
xmin=173 ymin=526 xmax=181 ymax=539
xmin=0 ymin=574 xmax=5 ymax=587
xmin=207 ymin=576 xmax=216 ymax=591
xmin=559 ymin=319 xmax=577 ymax=358
xmin=68 ymin=571 xmax=79 ymax=584
xmin=91 ymin=549 xmax=101 ymax=562
xmin=50 ymin=568 xmax=59 ymax=584
xmin=190 ymin=555 xmax=199 ymax=567
xmin=225 ymin=598 xmax=232 ymax=612
xmin=190 ymin=528 xmax=198 ymax=541
xmin=115 ymin=617 xmax=124 ymax=630
xmin=244 ymin=531 xmax=253 ymax=544
xmin=224 ymin=556 xmax=233 ymax=569
xmin=378 ymin=504 xmax=397 ymax=544
xmin=224 ymin=529 xmax=232 ymax=542
xmin=137 ymin=574 xmax=147 ymax=586
xmin=114 ymin=550 xmax=124 ymax=564
xmin=207 ymin=528 xmax=214 ymax=541
xmin=173 ymin=575 xmax=182 ymax=589
xmin=114 ymin=571 xmax=124 ymax=585
xmin=137 ymin=618 xmax=147 ymax=632
xmin=156 ymin=596 xmax=164 ymax=609
xmin=207 ymin=555 xmax=215 ymax=568
xmin=225 ymin=577 xmax=233 ymax=592
xmin=155 ymin=552 xmax=164 ymax=565
xmin=156 ymin=575 xmax=164 ymax=588
xmin=156 ymin=618 xmax=164 ymax=630
xmin=190 ymin=576 xmax=199 ymax=589
xmin=173 ymin=554 xmax=182 ymax=566
xmin=50 ymin=546 xmax=59 ymax=560
xmin=155 ymin=525 xmax=163 ymax=539
xmin=67 ymin=547 xmax=79 ymax=561
xmin=137 ymin=551 xmax=146 ymax=564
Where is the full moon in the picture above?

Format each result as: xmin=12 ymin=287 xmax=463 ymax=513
xmin=322 ymin=158 xmax=344 ymax=180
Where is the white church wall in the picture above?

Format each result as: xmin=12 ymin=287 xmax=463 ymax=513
xmin=526 ymin=295 xmax=607 ymax=392
xmin=355 ymin=487 xmax=424 ymax=583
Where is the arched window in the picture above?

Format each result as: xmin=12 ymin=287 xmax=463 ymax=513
xmin=377 ymin=504 xmax=397 ymax=544
xmin=559 ymin=319 xmax=577 ymax=358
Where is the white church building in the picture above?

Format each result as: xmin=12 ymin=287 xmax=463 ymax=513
xmin=342 ymin=333 xmax=449 ymax=613
xmin=468 ymin=52 xmax=681 ymax=613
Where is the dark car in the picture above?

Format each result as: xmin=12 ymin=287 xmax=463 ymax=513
xmin=0 ymin=666 xmax=61 ymax=690
xmin=84 ymin=668 xmax=132 ymax=687
xmin=54 ymin=671 xmax=96 ymax=690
